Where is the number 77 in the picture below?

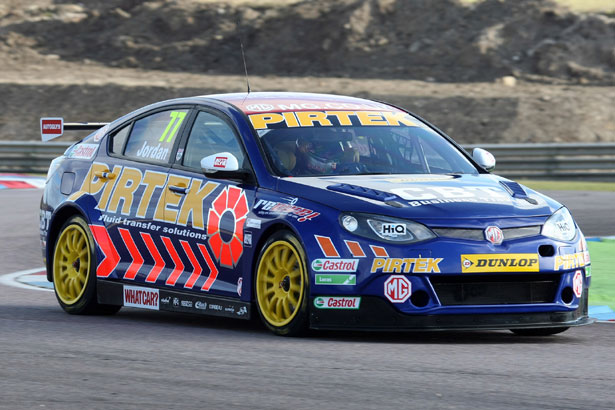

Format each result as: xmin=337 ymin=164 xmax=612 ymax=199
xmin=160 ymin=111 xmax=187 ymax=143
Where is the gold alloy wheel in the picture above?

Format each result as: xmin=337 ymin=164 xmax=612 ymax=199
xmin=53 ymin=223 xmax=91 ymax=305
xmin=256 ymin=240 xmax=305 ymax=327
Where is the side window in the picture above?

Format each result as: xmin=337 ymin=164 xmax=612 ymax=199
xmin=124 ymin=109 xmax=188 ymax=163
xmin=183 ymin=111 xmax=246 ymax=169
xmin=109 ymin=125 xmax=130 ymax=154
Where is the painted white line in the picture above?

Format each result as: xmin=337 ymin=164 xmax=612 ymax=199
xmin=0 ymin=267 xmax=54 ymax=292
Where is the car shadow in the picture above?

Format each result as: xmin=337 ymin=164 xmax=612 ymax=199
xmin=112 ymin=308 xmax=583 ymax=344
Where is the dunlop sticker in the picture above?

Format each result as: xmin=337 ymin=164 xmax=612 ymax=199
xmin=461 ymin=253 xmax=539 ymax=273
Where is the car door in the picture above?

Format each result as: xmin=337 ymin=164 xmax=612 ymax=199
xmin=160 ymin=108 xmax=256 ymax=299
xmin=93 ymin=107 xmax=191 ymax=283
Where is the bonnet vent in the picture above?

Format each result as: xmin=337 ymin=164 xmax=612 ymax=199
xmin=327 ymin=183 xmax=398 ymax=202
xmin=499 ymin=181 xmax=538 ymax=204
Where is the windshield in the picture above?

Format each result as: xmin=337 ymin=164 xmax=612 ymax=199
xmin=252 ymin=110 xmax=478 ymax=177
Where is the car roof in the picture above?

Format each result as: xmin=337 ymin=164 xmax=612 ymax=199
xmin=202 ymin=92 xmax=401 ymax=114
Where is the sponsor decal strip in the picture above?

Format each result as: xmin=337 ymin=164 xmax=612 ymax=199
xmin=181 ymin=240 xmax=202 ymax=289
xmin=249 ymin=110 xmax=418 ymax=130
xmin=311 ymin=258 xmax=358 ymax=273
xmin=207 ymin=186 xmax=248 ymax=268
xmin=123 ymin=285 xmax=159 ymax=310
xmin=254 ymin=199 xmax=319 ymax=222
xmin=197 ymin=243 xmax=219 ymax=291
xmin=369 ymin=245 xmax=389 ymax=258
xmin=313 ymin=296 xmax=361 ymax=309
xmin=141 ymin=232 xmax=165 ymax=283
xmin=315 ymin=274 xmax=356 ymax=285
xmin=69 ymin=143 xmax=99 ymax=160
xmin=371 ymin=258 xmax=442 ymax=274
xmin=461 ymin=253 xmax=540 ymax=273
xmin=162 ymin=236 xmax=184 ymax=286
xmin=555 ymin=252 xmax=589 ymax=271
xmin=314 ymin=235 xmax=340 ymax=258
xmin=89 ymin=225 xmax=120 ymax=278
xmin=344 ymin=240 xmax=366 ymax=258
xmin=118 ymin=228 xmax=144 ymax=280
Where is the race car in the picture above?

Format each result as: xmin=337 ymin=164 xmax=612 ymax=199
xmin=39 ymin=92 xmax=593 ymax=336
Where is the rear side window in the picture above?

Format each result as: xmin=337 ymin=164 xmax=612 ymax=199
xmin=123 ymin=109 xmax=189 ymax=163
xmin=110 ymin=125 xmax=130 ymax=154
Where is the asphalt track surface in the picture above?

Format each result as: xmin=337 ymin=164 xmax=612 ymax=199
xmin=1 ymin=189 xmax=613 ymax=410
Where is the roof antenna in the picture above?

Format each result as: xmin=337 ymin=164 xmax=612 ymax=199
xmin=240 ymin=40 xmax=251 ymax=94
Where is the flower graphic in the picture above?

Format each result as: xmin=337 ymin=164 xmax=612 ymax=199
xmin=207 ymin=186 xmax=248 ymax=268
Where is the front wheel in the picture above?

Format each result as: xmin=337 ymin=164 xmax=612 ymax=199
xmin=510 ymin=327 xmax=569 ymax=336
xmin=254 ymin=231 xmax=309 ymax=336
xmin=52 ymin=215 xmax=120 ymax=315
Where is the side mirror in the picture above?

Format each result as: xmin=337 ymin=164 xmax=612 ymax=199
xmin=200 ymin=152 xmax=239 ymax=173
xmin=200 ymin=152 xmax=251 ymax=181
xmin=472 ymin=148 xmax=496 ymax=171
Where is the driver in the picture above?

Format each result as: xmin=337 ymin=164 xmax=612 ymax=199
xmin=294 ymin=130 xmax=360 ymax=175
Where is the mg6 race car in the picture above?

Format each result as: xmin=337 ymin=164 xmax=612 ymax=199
xmin=40 ymin=92 xmax=593 ymax=336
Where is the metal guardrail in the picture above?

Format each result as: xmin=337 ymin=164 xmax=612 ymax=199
xmin=464 ymin=143 xmax=615 ymax=181
xmin=1 ymin=141 xmax=614 ymax=181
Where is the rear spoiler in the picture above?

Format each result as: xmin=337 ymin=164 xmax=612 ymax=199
xmin=40 ymin=117 xmax=109 ymax=141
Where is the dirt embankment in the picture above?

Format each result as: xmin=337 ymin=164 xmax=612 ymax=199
xmin=0 ymin=0 xmax=613 ymax=143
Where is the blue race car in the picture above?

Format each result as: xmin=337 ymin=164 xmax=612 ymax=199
xmin=40 ymin=92 xmax=593 ymax=336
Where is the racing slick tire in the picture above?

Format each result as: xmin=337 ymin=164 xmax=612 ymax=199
xmin=254 ymin=230 xmax=309 ymax=336
xmin=510 ymin=327 xmax=570 ymax=336
xmin=52 ymin=215 xmax=121 ymax=315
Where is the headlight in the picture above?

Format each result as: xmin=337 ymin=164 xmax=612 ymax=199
xmin=339 ymin=212 xmax=435 ymax=244
xmin=542 ymin=207 xmax=576 ymax=241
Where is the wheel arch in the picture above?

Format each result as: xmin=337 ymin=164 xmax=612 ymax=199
xmin=46 ymin=204 xmax=88 ymax=282
xmin=249 ymin=221 xmax=306 ymax=300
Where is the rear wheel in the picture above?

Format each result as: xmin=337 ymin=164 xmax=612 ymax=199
xmin=255 ymin=231 xmax=309 ymax=336
xmin=510 ymin=327 xmax=569 ymax=336
xmin=52 ymin=215 xmax=120 ymax=315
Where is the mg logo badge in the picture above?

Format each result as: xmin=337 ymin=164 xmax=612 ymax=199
xmin=384 ymin=275 xmax=412 ymax=303
xmin=484 ymin=226 xmax=503 ymax=245
xmin=573 ymin=270 xmax=583 ymax=298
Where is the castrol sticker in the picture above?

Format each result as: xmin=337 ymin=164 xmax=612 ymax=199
xmin=311 ymin=258 xmax=358 ymax=272
xmin=313 ymin=296 xmax=361 ymax=310
xmin=123 ymin=285 xmax=159 ymax=310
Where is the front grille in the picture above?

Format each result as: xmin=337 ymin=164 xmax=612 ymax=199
xmin=432 ymin=226 xmax=541 ymax=242
xmin=430 ymin=274 xmax=561 ymax=306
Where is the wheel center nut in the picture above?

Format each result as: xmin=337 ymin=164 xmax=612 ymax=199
xmin=279 ymin=276 xmax=290 ymax=292
xmin=72 ymin=258 xmax=80 ymax=271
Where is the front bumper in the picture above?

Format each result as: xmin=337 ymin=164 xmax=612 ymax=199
xmin=309 ymin=289 xmax=594 ymax=331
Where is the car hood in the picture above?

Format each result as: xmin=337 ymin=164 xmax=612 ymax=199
xmin=275 ymin=174 xmax=561 ymax=223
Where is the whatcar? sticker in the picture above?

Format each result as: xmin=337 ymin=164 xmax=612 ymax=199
xmin=123 ymin=285 xmax=159 ymax=310
xmin=461 ymin=254 xmax=539 ymax=273
xmin=314 ymin=296 xmax=361 ymax=309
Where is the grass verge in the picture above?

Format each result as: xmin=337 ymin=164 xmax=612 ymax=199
xmin=459 ymin=0 xmax=615 ymax=13
xmin=588 ymin=240 xmax=615 ymax=310
xmin=517 ymin=180 xmax=615 ymax=192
